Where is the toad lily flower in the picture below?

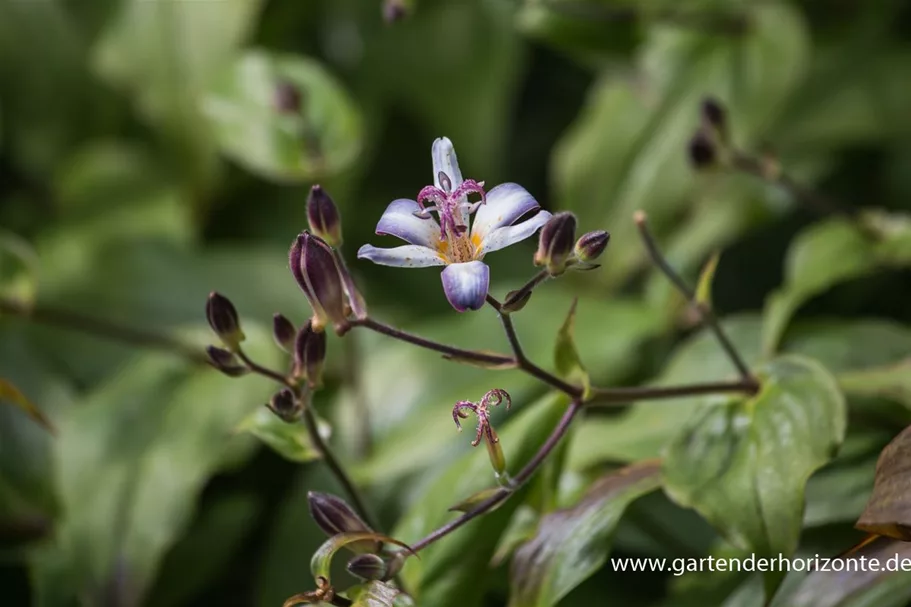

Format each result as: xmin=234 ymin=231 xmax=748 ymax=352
xmin=357 ymin=137 xmax=553 ymax=311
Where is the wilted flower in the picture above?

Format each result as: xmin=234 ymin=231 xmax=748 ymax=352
xmin=452 ymin=389 xmax=512 ymax=476
xmin=358 ymin=137 xmax=552 ymax=312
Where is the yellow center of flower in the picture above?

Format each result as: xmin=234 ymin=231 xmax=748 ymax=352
xmin=437 ymin=227 xmax=475 ymax=264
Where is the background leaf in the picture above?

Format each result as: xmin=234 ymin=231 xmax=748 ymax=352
xmin=392 ymin=394 xmax=569 ymax=607
xmin=663 ymin=356 xmax=847 ymax=597
xmin=508 ymin=460 xmax=661 ymax=607
xmin=203 ymin=50 xmax=363 ymax=182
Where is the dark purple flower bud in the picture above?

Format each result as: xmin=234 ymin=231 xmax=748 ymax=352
xmin=289 ymin=232 xmax=350 ymax=333
xmin=383 ymin=0 xmax=408 ymax=23
xmin=293 ymin=320 xmax=327 ymax=388
xmin=272 ymin=313 xmax=296 ymax=352
xmin=688 ymin=131 xmax=717 ymax=169
xmin=206 ymin=345 xmax=248 ymax=377
xmin=574 ymin=230 xmax=610 ymax=263
xmin=268 ymin=388 xmax=299 ymax=422
xmin=307 ymin=492 xmax=379 ymax=553
xmin=701 ymin=97 xmax=727 ymax=141
xmin=274 ymin=80 xmax=302 ymax=114
xmin=534 ymin=212 xmax=577 ymax=276
xmin=347 ymin=553 xmax=387 ymax=581
xmin=307 ymin=185 xmax=342 ymax=247
xmin=205 ymin=292 xmax=245 ymax=351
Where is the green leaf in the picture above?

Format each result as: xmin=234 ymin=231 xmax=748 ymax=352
xmin=569 ymin=315 xmax=764 ymax=468
xmin=348 ymin=581 xmax=414 ymax=607
xmin=448 ymin=487 xmax=504 ymax=514
xmin=30 ymin=329 xmax=282 ymax=605
xmin=0 ymin=331 xmax=75 ymax=525
xmin=787 ymin=536 xmax=911 ymax=607
xmin=491 ymin=505 xmax=539 ymax=567
xmin=0 ymin=229 xmax=40 ymax=305
xmin=360 ymin=0 xmax=523 ymax=173
xmin=0 ymin=377 xmax=55 ymax=434
xmin=93 ymin=0 xmax=264 ymax=190
xmin=350 ymin=293 xmax=662 ymax=485
xmin=515 ymin=0 xmax=640 ymax=67
xmin=553 ymin=299 xmax=590 ymax=395
xmin=203 ymin=49 xmax=364 ymax=182
xmin=803 ymin=429 xmax=890 ymax=528
xmin=761 ymin=219 xmax=878 ymax=355
xmin=508 ymin=460 xmax=662 ymax=607
xmin=148 ymin=494 xmax=261 ymax=607
xmin=236 ymin=406 xmax=324 ymax=463
xmin=862 ymin=209 xmax=911 ymax=265
xmin=392 ymin=394 xmax=569 ymax=607
xmin=310 ymin=532 xmax=413 ymax=581
xmin=838 ymin=360 xmax=911 ymax=410
xmin=663 ymin=355 xmax=847 ymax=598
xmin=695 ymin=252 xmax=720 ymax=308
xmin=554 ymin=2 xmax=808 ymax=286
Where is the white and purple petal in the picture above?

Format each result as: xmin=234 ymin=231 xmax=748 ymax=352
xmin=375 ymin=198 xmax=442 ymax=247
xmin=357 ymin=244 xmax=445 ymax=268
xmin=479 ymin=210 xmax=553 ymax=256
xmin=432 ymin=137 xmax=463 ymax=192
xmin=432 ymin=137 xmax=470 ymax=227
xmin=471 ymin=183 xmax=541 ymax=242
xmin=440 ymin=261 xmax=489 ymax=312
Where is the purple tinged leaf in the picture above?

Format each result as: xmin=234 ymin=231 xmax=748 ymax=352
xmin=510 ymin=461 xmax=661 ymax=606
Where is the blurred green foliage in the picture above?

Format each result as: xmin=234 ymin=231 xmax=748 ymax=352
xmin=2 ymin=0 xmax=911 ymax=606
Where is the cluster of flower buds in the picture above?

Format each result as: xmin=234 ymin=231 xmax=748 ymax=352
xmin=293 ymin=320 xmax=327 ymax=388
xmin=534 ymin=212 xmax=611 ymax=276
xmin=205 ymin=292 xmax=253 ymax=376
xmin=688 ymin=97 xmax=728 ymax=170
xmin=289 ymin=185 xmax=366 ymax=335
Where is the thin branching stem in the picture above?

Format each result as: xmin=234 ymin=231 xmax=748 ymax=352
xmin=486 ymin=295 xmax=582 ymax=396
xmin=236 ymin=350 xmax=292 ymax=386
xmin=300 ymin=400 xmax=379 ymax=532
xmin=236 ymin=350 xmax=380 ymax=532
xmin=350 ymin=317 xmax=515 ymax=366
xmin=587 ymin=378 xmax=758 ymax=406
xmin=409 ymin=400 xmax=582 ymax=553
xmin=633 ymin=212 xmax=758 ymax=387
xmin=0 ymin=296 xmax=207 ymax=364
xmin=730 ymin=151 xmax=855 ymax=219
xmin=502 ymin=270 xmax=549 ymax=309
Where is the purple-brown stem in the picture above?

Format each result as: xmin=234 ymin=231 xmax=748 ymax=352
xmin=633 ymin=211 xmax=758 ymax=389
xmin=351 ymin=317 xmax=515 ymax=366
